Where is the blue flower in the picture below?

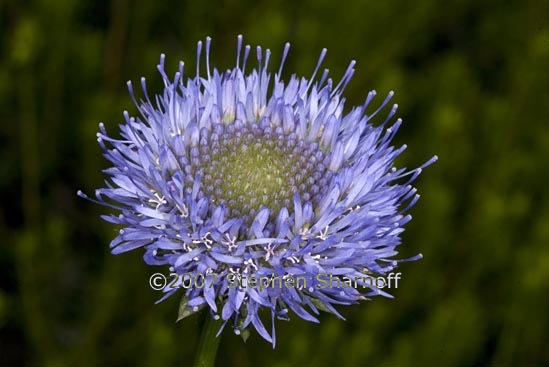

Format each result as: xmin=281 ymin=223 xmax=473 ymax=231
xmin=79 ymin=36 xmax=436 ymax=346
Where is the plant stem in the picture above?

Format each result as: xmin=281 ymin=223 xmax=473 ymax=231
xmin=193 ymin=315 xmax=221 ymax=367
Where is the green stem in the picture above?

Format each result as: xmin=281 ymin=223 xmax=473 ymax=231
xmin=193 ymin=314 xmax=222 ymax=367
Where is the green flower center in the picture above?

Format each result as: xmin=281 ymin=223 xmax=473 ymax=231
xmin=195 ymin=122 xmax=332 ymax=223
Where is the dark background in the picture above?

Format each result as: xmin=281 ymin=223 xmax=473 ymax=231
xmin=1 ymin=0 xmax=548 ymax=366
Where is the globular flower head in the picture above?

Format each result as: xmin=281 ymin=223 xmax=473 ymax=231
xmin=80 ymin=36 xmax=437 ymax=345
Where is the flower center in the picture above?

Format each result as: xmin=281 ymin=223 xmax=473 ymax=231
xmin=192 ymin=122 xmax=332 ymax=223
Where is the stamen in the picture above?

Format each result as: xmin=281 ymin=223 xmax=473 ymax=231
xmin=369 ymin=90 xmax=394 ymax=119
xmin=277 ymin=42 xmax=291 ymax=78
xmin=306 ymin=48 xmax=328 ymax=93
xmin=205 ymin=36 xmax=212 ymax=81
xmin=196 ymin=40 xmax=202 ymax=81
xmin=332 ymin=60 xmax=356 ymax=97
xmin=242 ymin=44 xmax=251 ymax=73
xmin=236 ymin=34 xmax=243 ymax=68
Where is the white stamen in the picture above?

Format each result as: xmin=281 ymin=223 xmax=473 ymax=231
xmin=317 ymin=226 xmax=330 ymax=240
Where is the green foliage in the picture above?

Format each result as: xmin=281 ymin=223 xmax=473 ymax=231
xmin=1 ymin=0 xmax=547 ymax=365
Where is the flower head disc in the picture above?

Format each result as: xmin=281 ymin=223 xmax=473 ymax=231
xmin=192 ymin=119 xmax=331 ymax=224
xmin=80 ymin=36 xmax=437 ymax=345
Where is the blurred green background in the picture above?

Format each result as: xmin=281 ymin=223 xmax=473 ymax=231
xmin=1 ymin=0 xmax=548 ymax=366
